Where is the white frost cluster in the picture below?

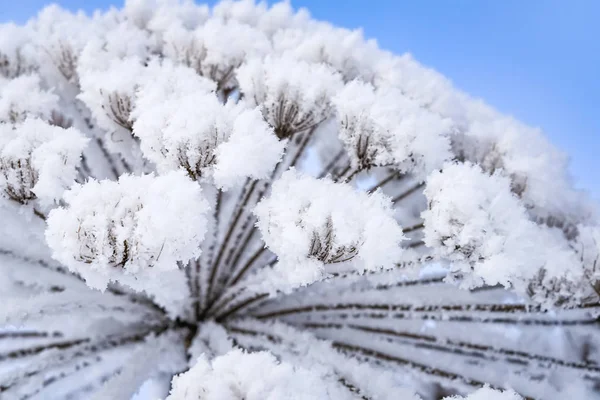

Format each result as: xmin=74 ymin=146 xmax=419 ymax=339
xmin=254 ymin=169 xmax=404 ymax=290
xmin=195 ymin=19 xmax=270 ymax=82
xmin=133 ymin=61 xmax=284 ymax=189
xmin=376 ymin=54 xmax=596 ymax=224
xmin=136 ymin=58 xmax=217 ymax=102
xmin=160 ymin=13 xmax=270 ymax=90
xmin=78 ymin=57 xmax=147 ymax=133
xmin=124 ymin=0 xmax=209 ymax=32
xmin=29 ymin=5 xmax=111 ymax=85
xmin=212 ymin=0 xmax=310 ymax=36
xmin=166 ymin=348 xmax=350 ymax=400
xmin=422 ymin=162 xmax=591 ymax=307
xmin=333 ymin=80 xmax=452 ymax=178
xmin=76 ymin=20 xmax=154 ymax=74
xmin=0 ymin=23 xmax=33 ymax=79
xmin=237 ymin=55 xmax=343 ymax=138
xmin=45 ymin=171 xmax=209 ymax=291
xmin=273 ymin=24 xmax=380 ymax=82
xmin=454 ymin=117 xmax=591 ymax=222
xmin=0 ymin=74 xmax=58 ymax=124
xmin=0 ymin=118 xmax=88 ymax=206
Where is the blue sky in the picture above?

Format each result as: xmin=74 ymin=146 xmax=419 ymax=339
xmin=2 ymin=0 xmax=598 ymax=198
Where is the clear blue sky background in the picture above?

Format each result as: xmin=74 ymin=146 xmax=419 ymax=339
xmin=2 ymin=0 xmax=598 ymax=198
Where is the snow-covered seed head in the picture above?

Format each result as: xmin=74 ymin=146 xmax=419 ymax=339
xmin=0 ymin=23 xmax=34 ymax=79
xmin=133 ymin=62 xmax=284 ymax=189
xmin=422 ymin=162 xmax=596 ymax=308
xmin=45 ymin=171 xmax=210 ymax=290
xmin=162 ymin=26 xmax=207 ymax=75
xmin=162 ymin=16 xmax=271 ymax=93
xmin=31 ymin=6 xmax=109 ymax=85
xmin=0 ymin=151 xmax=37 ymax=205
xmin=254 ymin=169 xmax=405 ymax=289
xmin=49 ymin=42 xmax=78 ymax=84
xmin=0 ymin=118 xmax=88 ymax=207
xmin=78 ymin=57 xmax=148 ymax=133
xmin=333 ymin=80 xmax=452 ymax=178
xmin=526 ymin=225 xmax=600 ymax=308
xmin=272 ymin=24 xmax=378 ymax=83
xmin=167 ymin=348 xmax=349 ymax=400
xmin=193 ymin=19 xmax=270 ymax=89
xmin=0 ymin=74 xmax=59 ymax=124
xmin=237 ymin=55 xmax=343 ymax=139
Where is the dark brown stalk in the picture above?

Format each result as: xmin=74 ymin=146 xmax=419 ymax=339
xmin=366 ymin=171 xmax=402 ymax=194
xmin=204 ymin=180 xmax=258 ymax=309
xmin=228 ymin=247 xmax=268 ymax=287
xmin=215 ymin=293 xmax=270 ymax=322
xmin=392 ymin=182 xmax=425 ymax=203
xmin=317 ymin=148 xmax=347 ymax=179
xmin=403 ymin=222 xmax=425 ymax=234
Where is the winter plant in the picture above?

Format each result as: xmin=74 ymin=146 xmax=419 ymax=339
xmin=0 ymin=1 xmax=598 ymax=399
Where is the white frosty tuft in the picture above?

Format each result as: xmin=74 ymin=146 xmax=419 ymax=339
xmin=333 ymin=80 xmax=452 ymax=179
xmin=0 ymin=118 xmax=88 ymax=206
xmin=237 ymin=55 xmax=343 ymax=138
xmin=166 ymin=348 xmax=351 ymax=400
xmin=45 ymin=171 xmax=209 ymax=292
xmin=133 ymin=61 xmax=284 ymax=189
xmin=422 ymin=162 xmax=591 ymax=307
xmin=78 ymin=56 xmax=147 ymax=133
xmin=0 ymin=74 xmax=58 ymax=124
xmin=254 ymin=169 xmax=404 ymax=291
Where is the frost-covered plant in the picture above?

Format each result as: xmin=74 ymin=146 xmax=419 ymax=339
xmin=0 ymin=1 xmax=599 ymax=399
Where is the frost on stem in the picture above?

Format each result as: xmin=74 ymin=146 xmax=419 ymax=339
xmin=0 ymin=118 xmax=88 ymax=208
xmin=166 ymin=348 xmax=350 ymax=400
xmin=237 ymin=55 xmax=343 ymax=139
xmin=254 ymin=169 xmax=404 ymax=291
xmin=45 ymin=171 xmax=209 ymax=292
xmin=133 ymin=61 xmax=284 ymax=189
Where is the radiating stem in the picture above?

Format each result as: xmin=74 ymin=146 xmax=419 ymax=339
xmin=215 ymin=293 xmax=269 ymax=322
xmin=366 ymin=171 xmax=401 ymax=194
xmin=392 ymin=182 xmax=424 ymax=203
xmin=204 ymin=180 xmax=258 ymax=310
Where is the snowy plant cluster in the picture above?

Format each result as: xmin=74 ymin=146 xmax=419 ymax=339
xmin=0 ymin=0 xmax=599 ymax=399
